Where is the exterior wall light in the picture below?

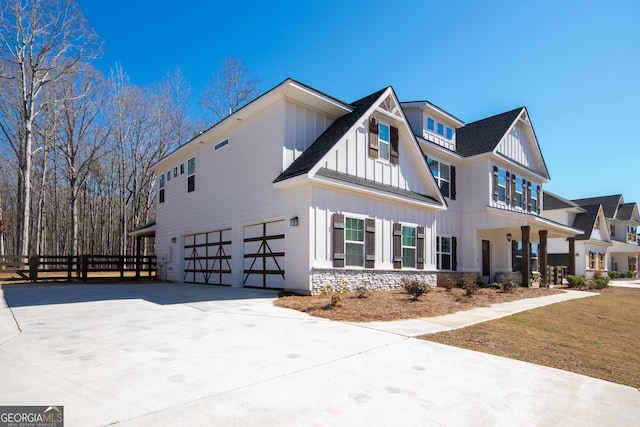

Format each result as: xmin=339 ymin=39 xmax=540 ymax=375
xmin=290 ymin=217 xmax=299 ymax=227
xmin=506 ymin=233 xmax=512 ymax=242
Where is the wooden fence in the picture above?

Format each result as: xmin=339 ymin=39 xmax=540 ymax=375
xmin=0 ymin=255 xmax=156 ymax=282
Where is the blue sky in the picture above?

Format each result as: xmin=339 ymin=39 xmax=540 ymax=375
xmin=79 ymin=0 xmax=639 ymax=205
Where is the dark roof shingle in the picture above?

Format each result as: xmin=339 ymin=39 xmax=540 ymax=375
xmin=543 ymin=191 xmax=581 ymax=210
xmin=273 ymin=88 xmax=387 ymax=183
xmin=572 ymin=195 xmax=622 ymax=219
xmin=455 ymin=107 xmax=523 ymax=157
xmin=572 ymin=204 xmax=601 ymax=241
xmin=616 ymin=202 xmax=637 ymax=221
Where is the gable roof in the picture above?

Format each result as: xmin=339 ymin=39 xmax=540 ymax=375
xmin=616 ymin=202 xmax=638 ymax=221
xmin=455 ymin=107 xmax=523 ymax=157
xmin=543 ymin=191 xmax=582 ymax=210
xmin=273 ymin=87 xmax=387 ymax=183
xmin=572 ymin=195 xmax=623 ymax=219
xmin=572 ymin=204 xmax=602 ymax=241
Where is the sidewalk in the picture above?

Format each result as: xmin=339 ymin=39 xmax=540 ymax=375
xmin=351 ymin=289 xmax=596 ymax=337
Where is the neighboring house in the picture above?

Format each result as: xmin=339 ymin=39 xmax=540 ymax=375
xmin=544 ymin=193 xmax=640 ymax=276
xmin=150 ymin=79 xmax=446 ymax=293
xmin=401 ymin=103 xmax=580 ymax=285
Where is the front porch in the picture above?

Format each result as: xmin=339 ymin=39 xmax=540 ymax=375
xmin=474 ymin=208 xmax=580 ymax=286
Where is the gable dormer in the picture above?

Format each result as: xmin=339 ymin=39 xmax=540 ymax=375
xmin=400 ymin=101 xmax=464 ymax=152
xmin=495 ymin=109 xmax=548 ymax=178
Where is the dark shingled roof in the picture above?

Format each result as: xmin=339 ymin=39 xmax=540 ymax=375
xmin=572 ymin=195 xmax=622 ymax=219
xmin=455 ymin=107 xmax=523 ymax=157
xmin=315 ymin=168 xmax=442 ymax=206
xmin=616 ymin=202 xmax=637 ymax=221
xmin=572 ymin=204 xmax=601 ymax=241
xmin=543 ymin=191 xmax=581 ymax=210
xmin=273 ymin=88 xmax=388 ymax=183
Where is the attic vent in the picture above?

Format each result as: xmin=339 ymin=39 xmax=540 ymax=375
xmin=215 ymin=139 xmax=229 ymax=150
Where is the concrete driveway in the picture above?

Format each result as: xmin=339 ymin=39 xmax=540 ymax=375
xmin=1 ymin=283 xmax=638 ymax=426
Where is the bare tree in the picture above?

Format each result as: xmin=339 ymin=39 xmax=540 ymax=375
xmin=0 ymin=0 xmax=100 ymax=255
xmin=200 ymin=57 xmax=261 ymax=126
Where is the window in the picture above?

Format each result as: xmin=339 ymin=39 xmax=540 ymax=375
xmin=345 ymin=218 xmax=364 ymax=267
xmin=173 ymin=167 xmax=177 ymax=177
xmin=187 ymin=157 xmax=195 ymax=193
xmin=531 ymin=184 xmax=538 ymax=212
xmin=531 ymin=243 xmax=538 ymax=272
xmin=427 ymin=118 xmax=435 ymax=131
xmin=588 ymin=252 xmax=596 ymax=270
xmin=166 ymin=171 xmax=171 ymax=182
xmin=515 ymin=177 xmax=523 ymax=208
xmin=497 ymin=169 xmax=507 ymax=202
xmin=402 ymin=226 xmax=416 ymax=268
xmin=446 ymin=127 xmax=453 ymax=140
xmin=180 ymin=163 xmax=185 ymax=175
xmin=436 ymin=236 xmax=452 ymax=270
xmin=378 ymin=123 xmax=390 ymax=161
xmin=437 ymin=123 xmax=444 ymax=136
xmin=610 ymin=224 xmax=615 ymax=237
xmin=598 ymin=253 xmax=605 ymax=270
xmin=215 ymin=139 xmax=229 ymax=150
xmin=159 ymin=174 xmax=165 ymax=204
xmin=429 ymin=159 xmax=450 ymax=198
xmin=594 ymin=217 xmax=600 ymax=229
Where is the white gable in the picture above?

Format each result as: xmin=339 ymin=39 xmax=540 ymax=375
xmin=496 ymin=112 xmax=547 ymax=177
xmin=590 ymin=208 xmax=612 ymax=243
xmin=311 ymin=88 xmax=443 ymax=206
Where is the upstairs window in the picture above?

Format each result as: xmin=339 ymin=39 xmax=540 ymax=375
xmin=401 ymin=226 xmax=417 ymax=268
xmin=610 ymin=224 xmax=615 ymax=237
xmin=378 ymin=123 xmax=390 ymax=161
xmin=531 ymin=184 xmax=539 ymax=212
xmin=427 ymin=118 xmax=435 ymax=131
xmin=187 ymin=157 xmax=195 ymax=193
xmin=166 ymin=171 xmax=171 ymax=182
xmin=437 ymin=123 xmax=444 ymax=136
xmin=159 ymin=174 xmax=165 ymax=204
xmin=180 ymin=163 xmax=185 ymax=175
xmin=515 ymin=178 xmax=523 ymax=208
xmin=497 ymin=169 xmax=507 ymax=202
xmin=429 ymin=159 xmax=451 ymax=198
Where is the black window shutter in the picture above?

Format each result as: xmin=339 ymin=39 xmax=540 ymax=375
xmin=511 ymin=174 xmax=517 ymax=207
xmin=450 ymin=165 xmax=456 ymax=200
xmin=512 ymin=240 xmax=518 ymax=272
xmin=522 ymin=178 xmax=527 ymax=209
xmin=368 ymin=117 xmax=379 ymax=158
xmin=333 ymin=213 xmax=345 ymax=268
xmin=390 ymin=126 xmax=399 ymax=165
xmin=492 ymin=166 xmax=499 ymax=201
xmin=452 ymin=236 xmax=458 ymax=271
xmin=416 ymin=226 xmax=425 ymax=270
xmin=365 ymin=218 xmax=375 ymax=268
xmin=527 ymin=181 xmax=532 ymax=211
xmin=393 ymin=223 xmax=402 ymax=269
xmin=505 ymin=172 xmax=511 ymax=204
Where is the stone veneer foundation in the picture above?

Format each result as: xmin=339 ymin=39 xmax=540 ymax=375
xmin=494 ymin=272 xmax=523 ymax=286
xmin=310 ymin=268 xmax=437 ymax=294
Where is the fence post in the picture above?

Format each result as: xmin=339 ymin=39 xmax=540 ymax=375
xmin=119 ymin=256 xmax=125 ymax=281
xmin=81 ymin=255 xmax=88 ymax=282
xmin=29 ymin=256 xmax=39 ymax=282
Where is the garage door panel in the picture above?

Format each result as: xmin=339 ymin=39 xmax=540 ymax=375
xmin=243 ymin=220 xmax=285 ymax=288
xmin=184 ymin=228 xmax=232 ymax=285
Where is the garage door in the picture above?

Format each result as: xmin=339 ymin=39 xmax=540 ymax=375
xmin=243 ymin=220 xmax=285 ymax=288
xmin=184 ymin=228 xmax=232 ymax=285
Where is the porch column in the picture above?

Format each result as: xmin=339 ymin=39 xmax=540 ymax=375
xmin=539 ymin=230 xmax=548 ymax=286
xmin=521 ymin=226 xmax=531 ymax=287
xmin=567 ymin=237 xmax=576 ymax=275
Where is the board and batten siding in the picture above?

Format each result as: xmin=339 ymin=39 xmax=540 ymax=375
xmin=320 ymin=115 xmax=429 ymax=197
xmin=310 ymin=185 xmax=437 ymax=270
xmin=496 ymin=122 xmax=545 ymax=174
xmin=283 ymin=99 xmax=335 ymax=171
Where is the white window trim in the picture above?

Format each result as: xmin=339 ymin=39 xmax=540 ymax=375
xmin=401 ymin=225 xmax=417 ymax=269
xmin=378 ymin=122 xmax=391 ymax=162
xmin=344 ymin=216 xmax=365 ymax=268
xmin=436 ymin=235 xmax=452 ymax=271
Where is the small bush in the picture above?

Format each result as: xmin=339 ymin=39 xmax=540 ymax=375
xmin=490 ymin=282 xmax=502 ymax=289
xmin=440 ymin=276 xmax=454 ymax=292
xmin=353 ymin=283 xmax=370 ymax=299
xmin=463 ymin=281 xmax=479 ymax=297
xmin=591 ymin=275 xmax=610 ymax=289
xmin=501 ymin=280 xmax=515 ymax=293
xmin=402 ymin=278 xmax=432 ymax=301
xmin=608 ymin=271 xmax=619 ymax=279
xmin=623 ymin=270 xmax=638 ymax=279
xmin=321 ymin=281 xmax=348 ymax=307
xmin=565 ymin=275 xmax=586 ymax=289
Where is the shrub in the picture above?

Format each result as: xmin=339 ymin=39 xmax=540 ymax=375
xmin=565 ymin=275 xmax=586 ymax=288
xmin=440 ymin=276 xmax=454 ymax=292
xmin=501 ymin=280 xmax=515 ymax=293
xmin=591 ymin=275 xmax=610 ymax=289
xmin=321 ymin=281 xmax=348 ymax=307
xmin=402 ymin=278 xmax=432 ymax=301
xmin=353 ymin=283 xmax=370 ymax=299
xmin=490 ymin=282 xmax=502 ymax=289
xmin=608 ymin=271 xmax=619 ymax=279
xmin=463 ymin=281 xmax=479 ymax=297
xmin=623 ymin=270 xmax=638 ymax=279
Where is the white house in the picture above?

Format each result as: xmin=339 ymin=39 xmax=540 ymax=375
xmin=401 ymin=102 xmax=580 ymax=285
xmin=544 ymin=193 xmax=640 ymax=276
xmin=150 ymin=79 xmax=446 ymax=293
